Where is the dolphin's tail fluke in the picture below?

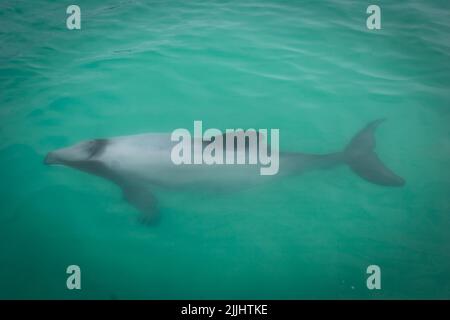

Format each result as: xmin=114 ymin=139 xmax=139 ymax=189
xmin=343 ymin=119 xmax=405 ymax=186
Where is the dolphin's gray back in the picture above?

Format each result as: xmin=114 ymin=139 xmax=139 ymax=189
xmin=102 ymin=133 xmax=267 ymax=190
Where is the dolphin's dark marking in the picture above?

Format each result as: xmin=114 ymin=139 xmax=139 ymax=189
xmin=44 ymin=119 xmax=405 ymax=224
xmin=87 ymin=139 xmax=109 ymax=159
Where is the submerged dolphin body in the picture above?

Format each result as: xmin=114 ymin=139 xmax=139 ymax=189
xmin=45 ymin=119 xmax=404 ymax=223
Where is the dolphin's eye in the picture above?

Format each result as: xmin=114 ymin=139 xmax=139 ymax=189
xmin=87 ymin=139 xmax=108 ymax=158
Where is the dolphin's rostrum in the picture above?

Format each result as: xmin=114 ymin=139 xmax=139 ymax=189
xmin=45 ymin=119 xmax=405 ymax=223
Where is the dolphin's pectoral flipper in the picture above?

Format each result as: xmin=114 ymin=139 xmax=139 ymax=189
xmin=344 ymin=119 xmax=405 ymax=186
xmin=122 ymin=185 xmax=159 ymax=225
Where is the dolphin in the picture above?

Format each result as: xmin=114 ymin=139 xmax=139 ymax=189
xmin=44 ymin=119 xmax=405 ymax=223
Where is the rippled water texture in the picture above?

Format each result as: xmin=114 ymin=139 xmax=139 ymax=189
xmin=0 ymin=0 xmax=449 ymax=299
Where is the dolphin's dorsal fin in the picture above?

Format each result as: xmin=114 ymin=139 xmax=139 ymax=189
xmin=122 ymin=185 xmax=159 ymax=225
xmin=202 ymin=131 xmax=267 ymax=152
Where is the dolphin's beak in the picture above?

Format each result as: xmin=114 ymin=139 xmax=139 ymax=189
xmin=44 ymin=143 xmax=90 ymax=165
xmin=44 ymin=152 xmax=60 ymax=165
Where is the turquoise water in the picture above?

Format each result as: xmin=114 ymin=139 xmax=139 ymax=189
xmin=1 ymin=0 xmax=449 ymax=299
